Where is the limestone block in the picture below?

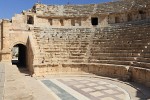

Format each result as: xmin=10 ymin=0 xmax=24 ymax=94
xmin=131 ymin=67 xmax=147 ymax=84
xmin=89 ymin=65 xmax=94 ymax=72
xmin=71 ymin=65 xmax=79 ymax=72
xmin=47 ymin=64 xmax=59 ymax=75
xmin=61 ymin=64 xmax=71 ymax=73
xmin=33 ymin=66 xmax=40 ymax=76
xmin=81 ymin=64 xmax=89 ymax=73
xmin=145 ymin=69 xmax=150 ymax=82
xmin=145 ymin=82 xmax=150 ymax=87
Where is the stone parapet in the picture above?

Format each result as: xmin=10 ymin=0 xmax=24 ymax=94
xmin=33 ymin=63 xmax=130 ymax=81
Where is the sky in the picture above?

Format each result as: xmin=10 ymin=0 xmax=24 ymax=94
xmin=0 ymin=0 xmax=112 ymax=19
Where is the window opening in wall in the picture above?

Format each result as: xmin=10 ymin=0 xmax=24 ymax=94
xmin=127 ymin=14 xmax=132 ymax=21
xmin=91 ymin=17 xmax=98 ymax=25
xmin=76 ymin=19 xmax=81 ymax=26
xmin=48 ymin=19 xmax=53 ymax=25
xmin=108 ymin=16 xmax=111 ymax=24
xmin=139 ymin=10 xmax=145 ymax=14
xmin=60 ymin=19 xmax=64 ymax=26
xmin=32 ymin=6 xmax=36 ymax=13
xmin=27 ymin=16 xmax=34 ymax=24
xmin=115 ymin=16 xmax=120 ymax=23
xmin=71 ymin=19 xmax=75 ymax=26
xmin=139 ymin=10 xmax=146 ymax=20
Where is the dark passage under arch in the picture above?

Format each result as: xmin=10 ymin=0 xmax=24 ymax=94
xmin=12 ymin=44 xmax=27 ymax=68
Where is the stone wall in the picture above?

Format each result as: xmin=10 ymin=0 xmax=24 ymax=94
xmin=0 ymin=17 xmax=35 ymax=72
xmin=31 ymin=1 xmax=150 ymax=28
xmin=34 ymin=64 xmax=129 ymax=80
xmin=33 ymin=1 xmax=150 ymax=18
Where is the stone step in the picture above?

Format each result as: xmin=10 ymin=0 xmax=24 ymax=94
xmin=41 ymin=47 xmax=87 ymax=51
xmin=91 ymin=46 xmax=144 ymax=50
xmin=69 ymin=56 xmax=85 ymax=59
xmin=39 ymin=44 xmax=89 ymax=48
xmin=69 ymin=53 xmax=86 ymax=56
xmin=92 ymin=38 xmax=149 ymax=42
xmin=94 ymin=35 xmax=150 ymax=39
xmin=92 ymin=41 xmax=147 ymax=45
xmin=136 ymin=57 xmax=150 ymax=63
xmin=44 ymin=50 xmax=67 ymax=52
xmin=89 ymin=60 xmax=131 ymax=66
xmin=132 ymin=61 xmax=150 ymax=69
xmin=91 ymin=44 xmax=145 ymax=48
xmin=89 ymin=56 xmax=135 ymax=61
xmin=71 ymin=59 xmax=85 ymax=63
xmin=90 ymin=49 xmax=142 ymax=53
xmin=140 ymin=53 xmax=150 ymax=58
xmin=37 ymin=39 xmax=90 ymax=42
xmin=95 ymin=30 xmax=150 ymax=34
xmin=44 ymin=59 xmax=69 ymax=63
xmin=91 ymin=53 xmax=139 ymax=57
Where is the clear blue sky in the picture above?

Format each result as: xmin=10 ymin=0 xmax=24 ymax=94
xmin=0 ymin=0 xmax=112 ymax=19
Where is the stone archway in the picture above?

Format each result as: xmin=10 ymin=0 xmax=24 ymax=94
xmin=12 ymin=44 xmax=27 ymax=68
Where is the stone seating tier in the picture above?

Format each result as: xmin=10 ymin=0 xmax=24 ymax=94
xmin=32 ymin=24 xmax=150 ymax=87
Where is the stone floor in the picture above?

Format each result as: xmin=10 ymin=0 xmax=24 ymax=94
xmin=41 ymin=78 xmax=130 ymax=100
xmin=0 ymin=64 xmax=5 ymax=100
xmin=1 ymin=64 xmax=150 ymax=100
xmin=39 ymin=75 xmax=150 ymax=100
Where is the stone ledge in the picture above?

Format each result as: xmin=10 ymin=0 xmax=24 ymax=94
xmin=34 ymin=63 xmax=130 ymax=81
xmin=34 ymin=63 xmax=150 ymax=87
xmin=131 ymin=67 xmax=150 ymax=87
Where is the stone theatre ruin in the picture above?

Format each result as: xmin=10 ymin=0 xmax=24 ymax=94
xmin=0 ymin=0 xmax=150 ymax=87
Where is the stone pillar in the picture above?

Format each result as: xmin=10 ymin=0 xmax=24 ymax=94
xmin=0 ymin=20 xmax=11 ymax=62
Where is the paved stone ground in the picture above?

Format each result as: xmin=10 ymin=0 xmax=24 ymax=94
xmin=41 ymin=78 xmax=130 ymax=100
xmin=1 ymin=64 xmax=150 ymax=100
xmin=58 ymin=79 xmax=129 ymax=100
xmin=42 ymin=79 xmax=130 ymax=100
xmin=39 ymin=75 xmax=150 ymax=100
xmin=0 ymin=64 xmax=5 ymax=100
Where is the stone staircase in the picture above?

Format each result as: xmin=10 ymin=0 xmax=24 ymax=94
xmin=32 ymin=24 xmax=150 ymax=69
xmin=89 ymin=25 xmax=150 ymax=68
xmin=33 ymin=27 xmax=92 ymax=64
xmin=32 ymin=24 xmax=150 ymax=86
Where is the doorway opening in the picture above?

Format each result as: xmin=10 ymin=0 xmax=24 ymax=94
xmin=12 ymin=44 xmax=27 ymax=68
xmin=91 ymin=17 xmax=98 ymax=25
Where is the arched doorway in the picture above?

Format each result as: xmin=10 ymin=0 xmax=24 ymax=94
xmin=12 ymin=44 xmax=27 ymax=68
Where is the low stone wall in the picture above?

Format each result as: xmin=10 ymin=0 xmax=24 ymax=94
xmin=131 ymin=67 xmax=150 ymax=87
xmin=34 ymin=64 xmax=150 ymax=87
xmin=34 ymin=63 xmax=129 ymax=80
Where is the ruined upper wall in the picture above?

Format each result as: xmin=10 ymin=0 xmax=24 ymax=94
xmin=4 ymin=0 xmax=150 ymax=28
xmin=32 ymin=0 xmax=150 ymax=18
